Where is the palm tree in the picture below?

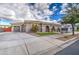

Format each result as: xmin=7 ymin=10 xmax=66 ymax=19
xmin=61 ymin=3 xmax=79 ymax=35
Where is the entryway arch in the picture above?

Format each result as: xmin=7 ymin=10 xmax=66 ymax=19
xmin=51 ymin=26 xmax=55 ymax=32
xmin=46 ymin=25 xmax=50 ymax=32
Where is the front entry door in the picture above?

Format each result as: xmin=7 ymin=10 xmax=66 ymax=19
xmin=14 ymin=26 xmax=20 ymax=32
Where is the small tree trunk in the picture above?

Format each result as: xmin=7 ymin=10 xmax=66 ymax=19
xmin=71 ymin=24 xmax=75 ymax=35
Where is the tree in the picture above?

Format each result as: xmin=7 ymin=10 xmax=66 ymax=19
xmin=61 ymin=3 xmax=79 ymax=35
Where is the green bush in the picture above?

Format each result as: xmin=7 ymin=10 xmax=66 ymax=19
xmin=31 ymin=24 xmax=38 ymax=32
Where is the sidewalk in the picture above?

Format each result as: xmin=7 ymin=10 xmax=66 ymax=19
xmin=31 ymin=32 xmax=79 ymax=55
xmin=38 ymin=37 xmax=78 ymax=55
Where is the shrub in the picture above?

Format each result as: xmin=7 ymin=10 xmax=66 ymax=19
xmin=31 ymin=24 xmax=38 ymax=32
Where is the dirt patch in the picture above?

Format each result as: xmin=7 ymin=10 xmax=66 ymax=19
xmin=57 ymin=34 xmax=79 ymax=41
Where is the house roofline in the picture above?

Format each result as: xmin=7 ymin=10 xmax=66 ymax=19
xmin=11 ymin=19 xmax=61 ymax=26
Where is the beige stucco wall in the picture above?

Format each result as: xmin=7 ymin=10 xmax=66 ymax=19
xmin=24 ymin=23 xmax=60 ymax=32
xmin=49 ymin=25 xmax=53 ymax=32
xmin=25 ymin=23 xmax=32 ymax=32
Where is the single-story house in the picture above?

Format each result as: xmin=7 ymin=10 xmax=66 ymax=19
xmin=11 ymin=20 xmax=61 ymax=33
xmin=61 ymin=24 xmax=77 ymax=33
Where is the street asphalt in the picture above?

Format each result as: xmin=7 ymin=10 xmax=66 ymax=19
xmin=56 ymin=39 xmax=79 ymax=55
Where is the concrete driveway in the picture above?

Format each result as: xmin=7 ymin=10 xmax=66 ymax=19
xmin=0 ymin=32 xmax=64 ymax=55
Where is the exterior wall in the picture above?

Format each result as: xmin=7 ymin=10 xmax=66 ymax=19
xmin=60 ymin=24 xmax=77 ymax=33
xmin=67 ymin=26 xmax=77 ymax=32
xmin=55 ymin=26 xmax=59 ymax=32
xmin=49 ymin=25 xmax=51 ymax=32
xmin=37 ymin=24 xmax=42 ymax=32
xmin=49 ymin=25 xmax=60 ymax=32
xmin=25 ymin=23 xmax=32 ymax=32
xmin=42 ymin=25 xmax=46 ymax=32
xmin=41 ymin=24 xmax=60 ymax=32
xmin=11 ymin=26 xmax=14 ymax=32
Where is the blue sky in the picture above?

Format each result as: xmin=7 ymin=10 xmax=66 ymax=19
xmin=49 ymin=3 xmax=64 ymax=20
xmin=0 ymin=18 xmax=12 ymax=25
xmin=0 ymin=3 xmax=65 ymax=25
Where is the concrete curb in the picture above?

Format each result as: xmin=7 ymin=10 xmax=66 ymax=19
xmin=60 ymin=37 xmax=78 ymax=46
xmin=33 ymin=37 xmax=79 ymax=55
xmin=54 ymin=37 xmax=78 ymax=54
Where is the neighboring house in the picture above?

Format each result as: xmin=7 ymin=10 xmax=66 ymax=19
xmin=61 ymin=24 xmax=77 ymax=33
xmin=11 ymin=20 xmax=61 ymax=33
xmin=75 ymin=23 xmax=79 ymax=30
xmin=0 ymin=25 xmax=12 ymax=32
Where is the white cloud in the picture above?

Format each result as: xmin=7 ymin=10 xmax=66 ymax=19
xmin=0 ymin=3 xmax=53 ymax=23
xmin=59 ymin=3 xmax=68 ymax=14
xmin=52 ymin=18 xmax=62 ymax=23
xmin=53 ymin=6 xmax=58 ymax=11
xmin=0 ymin=7 xmax=15 ymax=17
xmin=60 ymin=9 xmax=67 ymax=14
xmin=57 ymin=18 xmax=62 ymax=21
xmin=52 ymin=20 xmax=57 ymax=23
xmin=28 ymin=3 xmax=52 ymax=20
xmin=62 ymin=3 xmax=68 ymax=9
xmin=43 ymin=9 xmax=53 ymax=15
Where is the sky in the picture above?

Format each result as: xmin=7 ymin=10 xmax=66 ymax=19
xmin=49 ymin=3 xmax=65 ymax=21
xmin=0 ymin=18 xmax=12 ymax=25
xmin=0 ymin=3 xmax=65 ymax=25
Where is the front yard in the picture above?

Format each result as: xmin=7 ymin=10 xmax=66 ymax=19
xmin=36 ymin=32 xmax=58 ymax=36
